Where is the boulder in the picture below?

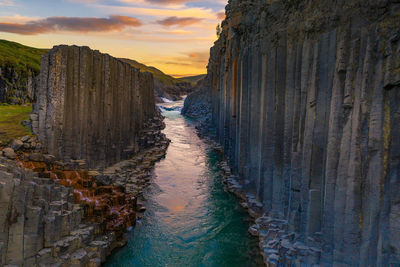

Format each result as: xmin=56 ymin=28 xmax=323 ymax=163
xmin=10 ymin=139 xmax=23 ymax=151
xmin=3 ymin=148 xmax=16 ymax=159
xmin=43 ymin=154 xmax=56 ymax=164
xmin=29 ymin=153 xmax=44 ymax=162
xmin=20 ymin=136 xmax=31 ymax=142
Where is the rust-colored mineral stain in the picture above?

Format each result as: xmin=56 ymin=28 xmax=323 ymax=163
xmin=18 ymin=153 xmax=136 ymax=237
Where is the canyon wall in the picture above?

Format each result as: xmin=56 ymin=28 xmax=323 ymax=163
xmin=0 ymin=67 xmax=38 ymax=104
xmin=33 ymin=45 xmax=157 ymax=168
xmin=0 ymin=157 xmax=121 ymax=266
xmin=198 ymin=0 xmax=400 ymax=265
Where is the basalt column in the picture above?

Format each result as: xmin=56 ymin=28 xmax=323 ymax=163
xmin=34 ymin=45 xmax=156 ymax=168
xmin=202 ymin=0 xmax=400 ymax=265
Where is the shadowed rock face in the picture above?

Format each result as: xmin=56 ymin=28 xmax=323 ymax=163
xmin=192 ymin=0 xmax=400 ymax=265
xmin=0 ymin=67 xmax=37 ymax=104
xmin=33 ymin=45 xmax=157 ymax=169
xmin=0 ymin=158 xmax=122 ymax=267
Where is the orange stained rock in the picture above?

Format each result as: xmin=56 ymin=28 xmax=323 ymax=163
xmin=18 ymin=154 xmax=136 ymax=237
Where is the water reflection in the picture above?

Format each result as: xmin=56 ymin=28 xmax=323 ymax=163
xmin=106 ymin=99 xmax=262 ymax=267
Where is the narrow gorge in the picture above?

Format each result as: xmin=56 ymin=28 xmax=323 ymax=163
xmin=0 ymin=0 xmax=399 ymax=266
xmin=184 ymin=0 xmax=400 ymax=265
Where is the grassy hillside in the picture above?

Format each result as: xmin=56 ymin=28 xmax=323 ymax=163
xmin=0 ymin=39 xmax=48 ymax=73
xmin=0 ymin=40 xmax=195 ymax=103
xmin=179 ymin=74 xmax=206 ymax=85
xmin=119 ymin=58 xmax=182 ymax=86
xmin=0 ymin=104 xmax=32 ymax=144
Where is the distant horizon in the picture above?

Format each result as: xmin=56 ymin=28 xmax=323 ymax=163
xmin=0 ymin=38 xmax=207 ymax=78
xmin=0 ymin=0 xmax=226 ymax=76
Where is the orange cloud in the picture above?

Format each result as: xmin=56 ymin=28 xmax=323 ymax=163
xmin=156 ymin=16 xmax=202 ymax=27
xmin=0 ymin=15 xmax=142 ymax=35
xmin=216 ymin=11 xmax=225 ymax=20
xmin=144 ymin=0 xmax=193 ymax=4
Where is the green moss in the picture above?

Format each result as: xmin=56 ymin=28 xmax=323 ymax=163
xmin=0 ymin=39 xmax=48 ymax=74
xmin=0 ymin=104 xmax=32 ymax=144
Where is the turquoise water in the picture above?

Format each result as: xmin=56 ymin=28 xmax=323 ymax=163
xmin=106 ymin=100 xmax=262 ymax=267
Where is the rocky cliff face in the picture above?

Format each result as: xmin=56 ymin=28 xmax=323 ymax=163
xmin=192 ymin=0 xmax=400 ymax=265
xmin=33 ymin=45 xmax=158 ymax=169
xmin=0 ymin=157 xmax=122 ymax=266
xmin=118 ymin=58 xmax=194 ymax=103
xmin=0 ymin=66 xmax=38 ymax=104
xmin=154 ymin=79 xmax=192 ymax=102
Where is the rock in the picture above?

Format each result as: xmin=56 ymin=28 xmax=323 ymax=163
xmin=30 ymin=142 xmax=37 ymax=149
xmin=2 ymin=148 xmax=16 ymax=159
xmin=189 ymin=0 xmax=400 ymax=265
xmin=43 ymin=154 xmax=56 ymax=164
xmin=280 ymin=239 xmax=293 ymax=250
xmin=29 ymin=153 xmax=44 ymax=162
xmin=23 ymin=142 xmax=30 ymax=149
xmin=137 ymin=204 xmax=146 ymax=213
xmin=267 ymin=253 xmax=279 ymax=264
xmin=248 ymin=225 xmax=259 ymax=236
xmin=94 ymin=174 xmax=113 ymax=186
xmin=29 ymin=114 xmax=38 ymax=122
xmin=10 ymin=139 xmax=23 ymax=151
xmin=34 ymin=45 xmax=159 ymax=169
xmin=20 ymin=135 xmax=31 ymax=142
xmin=0 ymin=159 xmax=120 ymax=266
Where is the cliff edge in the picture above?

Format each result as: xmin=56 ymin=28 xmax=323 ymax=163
xmin=185 ymin=0 xmax=400 ymax=265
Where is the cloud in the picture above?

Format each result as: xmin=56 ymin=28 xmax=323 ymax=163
xmin=216 ymin=11 xmax=225 ymax=20
xmin=92 ymin=4 xmax=218 ymax=20
xmin=144 ymin=0 xmax=191 ymax=4
xmin=119 ymin=0 xmax=197 ymax=6
xmin=0 ymin=15 xmax=142 ymax=35
xmin=156 ymin=16 xmax=202 ymax=27
xmin=156 ymin=50 xmax=209 ymax=70
xmin=0 ymin=0 xmax=15 ymax=6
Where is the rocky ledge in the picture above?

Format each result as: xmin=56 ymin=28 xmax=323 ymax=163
xmin=193 ymin=133 xmax=320 ymax=266
xmin=0 ymin=113 xmax=169 ymax=266
xmin=0 ymin=157 xmax=120 ymax=266
xmin=218 ymin=159 xmax=321 ymax=266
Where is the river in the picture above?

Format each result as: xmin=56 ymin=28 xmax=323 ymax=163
xmin=106 ymin=99 xmax=262 ymax=267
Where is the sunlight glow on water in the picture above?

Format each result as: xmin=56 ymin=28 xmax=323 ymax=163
xmin=106 ymin=100 xmax=262 ymax=267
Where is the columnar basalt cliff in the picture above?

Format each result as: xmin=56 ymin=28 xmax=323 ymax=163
xmin=33 ymin=45 xmax=157 ymax=168
xmin=0 ymin=157 xmax=124 ymax=266
xmin=186 ymin=0 xmax=400 ymax=265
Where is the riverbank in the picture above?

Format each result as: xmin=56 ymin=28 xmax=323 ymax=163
xmin=105 ymin=99 xmax=263 ymax=266
xmin=0 ymin=111 xmax=170 ymax=266
xmin=182 ymin=95 xmax=298 ymax=266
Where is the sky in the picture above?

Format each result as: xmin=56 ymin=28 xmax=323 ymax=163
xmin=0 ymin=0 xmax=227 ymax=77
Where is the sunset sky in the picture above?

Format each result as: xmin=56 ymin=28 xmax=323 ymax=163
xmin=0 ymin=0 xmax=227 ymax=77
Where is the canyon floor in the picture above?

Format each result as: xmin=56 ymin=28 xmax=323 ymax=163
xmin=106 ymin=99 xmax=263 ymax=266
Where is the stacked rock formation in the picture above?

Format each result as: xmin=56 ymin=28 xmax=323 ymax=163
xmin=186 ymin=0 xmax=400 ymax=265
xmin=33 ymin=45 xmax=157 ymax=168
xmin=0 ymin=157 xmax=122 ymax=266
xmin=0 ymin=118 xmax=169 ymax=266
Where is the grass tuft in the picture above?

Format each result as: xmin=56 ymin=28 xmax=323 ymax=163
xmin=0 ymin=104 xmax=32 ymax=144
